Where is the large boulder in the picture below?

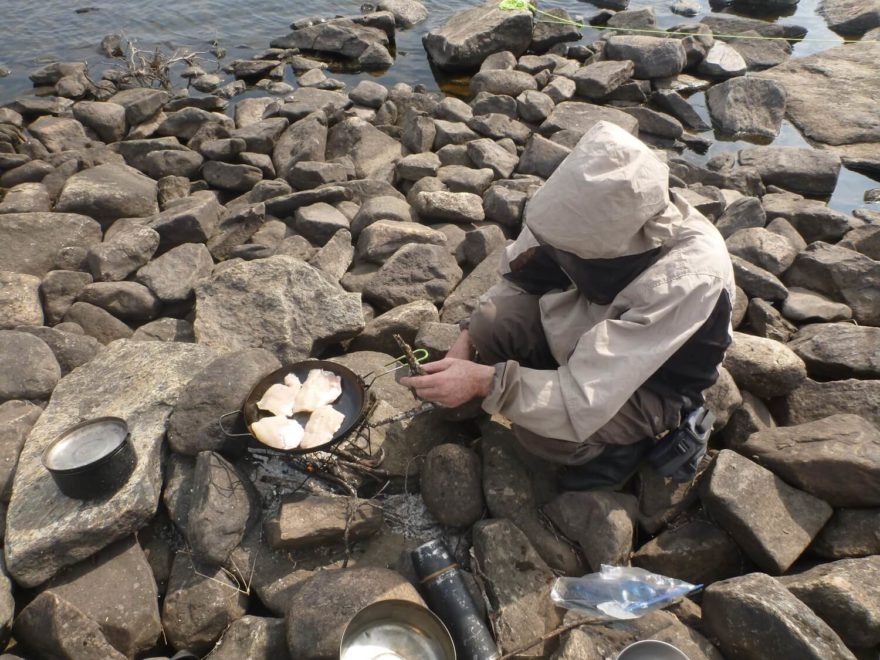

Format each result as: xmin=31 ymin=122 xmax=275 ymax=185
xmin=167 ymin=348 xmax=280 ymax=455
xmin=135 ymin=242 xmax=214 ymax=304
xmin=0 ymin=331 xmax=61 ymax=402
xmin=722 ymin=331 xmax=806 ymax=399
xmin=273 ymin=112 xmax=327 ymax=180
xmin=55 ymin=163 xmax=159 ymax=228
xmin=363 ymin=244 xmax=462 ymax=312
xmin=325 ymin=117 xmax=402 ymax=181
xmin=702 ymin=572 xmax=856 ymax=660
xmin=603 ymin=36 xmax=688 ymax=79
xmin=737 ymin=146 xmax=841 ymax=196
xmin=0 ymin=212 xmax=102 ymax=277
xmin=42 ymin=537 xmax=161 ymax=657
xmin=783 ymin=241 xmax=880 ymax=326
xmin=782 ymin=556 xmax=880 ymax=648
xmin=775 ymin=378 xmax=880 ymax=428
xmin=819 ymin=0 xmax=880 ymax=36
xmin=423 ymin=3 xmax=533 ymax=71
xmin=741 ymin=414 xmax=880 ymax=506
xmin=146 ymin=194 xmax=224 ymax=251
xmin=706 ymin=77 xmax=786 ymax=139
xmin=812 ymin=508 xmax=880 ymax=559
xmin=787 ymin=322 xmax=880 ymax=379
xmin=194 ymin=256 xmax=364 ymax=363
xmin=540 ymin=101 xmax=639 ymax=139
xmin=284 ymin=568 xmax=423 ymax=659
xmin=700 ymin=450 xmax=832 ymax=574
xmin=270 ymin=17 xmax=394 ymax=70
xmin=5 ymin=340 xmax=215 ymax=587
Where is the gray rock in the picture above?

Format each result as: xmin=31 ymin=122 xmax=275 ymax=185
xmin=285 ymin=568 xmax=423 ymax=657
xmin=472 ymin=519 xmax=561 ymax=657
xmin=607 ymin=7 xmax=656 ymax=29
xmin=364 ymin=243 xmax=462 ymax=311
xmin=739 ymin=147 xmax=841 ymax=196
xmin=206 ymin=202 xmax=266 ymax=261
xmin=158 ymin=107 xmax=231 ymax=141
xmin=747 ymin=298 xmax=797 ymax=342
xmin=63 ymin=301 xmax=132 ymax=344
xmin=701 ymin=450 xmax=832 ymax=574
xmin=350 ymin=195 xmax=412 ymax=237
xmin=43 ymin=537 xmax=161 ymax=657
xmin=728 ymin=31 xmax=792 ymax=71
xmin=40 ymin=269 xmax=95 ymax=324
xmin=356 ymin=220 xmax=446 ymax=264
xmin=202 ymin=160 xmax=262 ymax=192
xmin=140 ymin=148 xmax=203 ymax=179
xmin=0 ymin=331 xmax=61 ymax=402
xmin=720 ymin=389 xmax=775 ymax=449
xmin=698 ymin=41 xmax=748 ymax=78
xmin=230 ymin=117 xmax=288 ymax=155
xmin=776 ymin=377 xmax=880 ymax=429
xmin=0 ymin=400 xmax=41 ymax=501
xmin=819 ymin=0 xmax=880 ymax=34
xmin=0 ymin=182 xmax=52 ymax=214
xmin=194 ymin=256 xmax=363 ymax=362
xmin=572 ymin=60 xmax=634 ymax=99
xmin=414 ymin=190 xmax=485 ymax=223
xmin=468 ymin=113 xmax=531 ymax=144
xmin=702 ymin=573 xmax=855 ymax=660
xmin=517 ymin=132 xmax=571 ymax=179
xmin=87 ymin=225 xmax=159 ymax=283
xmin=812 ymin=508 xmax=880 ymax=559
xmin=294 ymin=202 xmax=350 ymax=246
xmin=540 ymin=101 xmax=638 ymax=138
xmin=0 ymin=160 xmax=54 ymax=190
xmin=723 ymin=331 xmax=806 ymax=399
xmin=401 ymin=112 xmax=436 ymax=154
xmin=440 ymin=247 xmax=503 ymax=323
xmin=162 ymin=553 xmax=248 ymax=655
xmin=131 ymin=317 xmax=195 ymax=342
xmin=433 ymin=119 xmax=480 ymax=148
xmin=702 ymin=365 xmax=742 ymax=430
xmin=146 ymin=194 xmax=224 ymax=251
xmin=706 ymin=77 xmax=786 ymax=139
xmin=762 ymin=193 xmax=851 ymax=243
xmin=396 ymin=152 xmax=441 ymax=181
xmin=782 ymin=287 xmax=852 ymax=323
xmin=516 ymin=89 xmax=554 ymax=124
xmin=272 ymin=112 xmax=327 ymax=180
xmin=136 ymin=243 xmax=213 ymax=304
xmin=270 ymin=16 xmax=394 ymax=70
xmin=653 ymin=89 xmax=710 ymax=130
xmin=766 ymin=216 xmax=807 ymax=252
xmin=622 ymin=106 xmax=684 ymax=139
xmin=13 ymin=592 xmax=126 ymax=660
xmin=459 ymin=223 xmax=505 ymax=267
xmin=480 ymin=420 xmax=584 ymax=575
xmin=783 ymin=241 xmax=880 ymax=325
xmin=288 ymin=160 xmax=347 ymax=189
xmin=415 ymin=321 xmax=460 ymax=358
xmin=189 ymin=451 xmax=257 ymax=564
xmin=470 ymin=69 xmax=537 ymax=97
xmin=603 ymin=36 xmax=687 ymax=79
xmin=435 ymin=96 xmax=473 ymax=123
xmin=742 ymin=413 xmax=880 ymax=506
xmin=78 ymin=281 xmax=161 ymax=322
xmin=378 ymin=0 xmax=429 ymax=28
xmin=167 ymin=348 xmax=279 ymax=455
xmin=788 ymin=322 xmax=880 ymax=379
xmin=0 ymin=272 xmax=42 ymax=329
xmin=731 ymin=255 xmax=789 ymax=302
xmin=421 ymin=444 xmax=484 ymax=527
xmin=483 ymin=184 xmax=526 ymax=226
xmin=0 ymin=212 xmax=102 ymax=277
xmin=56 ymin=163 xmax=159 ymax=228
xmin=437 ymin=165 xmax=494 ymax=195
xmin=265 ymin=494 xmax=382 ymax=550
xmin=467 ymin=138 xmax=519 ymax=179
xmin=326 ymin=117 xmax=402 ymax=181
xmin=530 ymin=7 xmax=582 ymax=52
xmin=27 ymin=116 xmax=90 ymax=153
xmin=206 ymin=615 xmax=289 ymax=660
xmin=632 ymin=518 xmax=744 ymax=586
xmin=726 ymin=227 xmax=797 ymax=275
xmin=109 ymin=88 xmax=169 ymax=125
xmin=471 ymin=92 xmax=518 ymax=119
xmin=5 ymin=340 xmax=215 ymax=587
xmin=278 ymin=88 xmax=350 ymax=123
xmin=423 ymin=3 xmax=533 ymax=71
xmin=732 ymin=285 xmax=748 ymax=328
xmin=545 ymin=491 xmax=637 ymax=571
xmin=15 ymin=326 xmax=100 ymax=376
xmin=349 ymin=300 xmax=438 ymax=354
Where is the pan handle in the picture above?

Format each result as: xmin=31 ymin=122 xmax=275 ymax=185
xmin=363 ymin=349 xmax=430 ymax=387
xmin=218 ymin=410 xmax=253 ymax=438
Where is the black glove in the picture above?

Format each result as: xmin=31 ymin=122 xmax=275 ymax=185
xmin=647 ymin=406 xmax=714 ymax=483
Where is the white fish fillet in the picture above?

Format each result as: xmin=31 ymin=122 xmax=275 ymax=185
xmin=283 ymin=373 xmax=302 ymax=392
xmin=251 ymin=415 xmax=304 ymax=450
xmin=300 ymin=405 xmax=346 ymax=449
xmin=256 ymin=383 xmax=298 ymax=417
xmin=294 ymin=369 xmax=343 ymax=413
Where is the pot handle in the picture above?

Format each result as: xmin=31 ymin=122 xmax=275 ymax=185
xmin=218 ymin=410 xmax=252 ymax=438
xmin=363 ymin=349 xmax=430 ymax=387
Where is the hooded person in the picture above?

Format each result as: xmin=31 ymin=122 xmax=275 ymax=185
xmin=401 ymin=121 xmax=735 ymax=489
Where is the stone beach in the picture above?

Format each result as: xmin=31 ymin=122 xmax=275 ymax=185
xmin=0 ymin=0 xmax=879 ymax=657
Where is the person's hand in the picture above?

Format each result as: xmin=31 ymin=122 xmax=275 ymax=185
xmin=445 ymin=329 xmax=474 ymax=361
xmin=400 ymin=358 xmax=495 ymax=408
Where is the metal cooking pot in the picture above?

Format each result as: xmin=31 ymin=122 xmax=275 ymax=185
xmin=42 ymin=417 xmax=137 ymax=500
xmin=340 ymin=600 xmax=457 ymax=660
xmin=617 ymin=640 xmax=690 ymax=660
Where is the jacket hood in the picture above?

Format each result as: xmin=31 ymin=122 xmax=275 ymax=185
xmin=525 ymin=121 xmax=683 ymax=260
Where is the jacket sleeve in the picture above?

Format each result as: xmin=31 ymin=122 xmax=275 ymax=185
xmin=481 ymin=270 xmax=727 ymax=443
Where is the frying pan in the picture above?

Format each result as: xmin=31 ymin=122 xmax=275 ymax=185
xmin=219 ymin=351 xmax=428 ymax=455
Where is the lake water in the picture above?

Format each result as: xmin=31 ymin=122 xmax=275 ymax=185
xmin=2 ymin=0 xmax=877 ymax=211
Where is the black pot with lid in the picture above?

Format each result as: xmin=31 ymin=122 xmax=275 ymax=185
xmin=42 ymin=417 xmax=137 ymax=500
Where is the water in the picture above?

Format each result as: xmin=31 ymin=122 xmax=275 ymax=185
xmin=1 ymin=0 xmax=876 ymax=210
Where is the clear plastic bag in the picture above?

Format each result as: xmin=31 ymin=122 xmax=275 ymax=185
xmin=550 ymin=565 xmax=700 ymax=620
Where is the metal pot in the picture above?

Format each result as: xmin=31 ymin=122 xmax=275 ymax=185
xmin=617 ymin=640 xmax=690 ymax=660
xmin=42 ymin=417 xmax=137 ymax=500
xmin=340 ymin=599 xmax=456 ymax=660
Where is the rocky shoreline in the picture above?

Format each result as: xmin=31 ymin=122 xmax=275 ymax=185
xmin=0 ymin=0 xmax=879 ymax=658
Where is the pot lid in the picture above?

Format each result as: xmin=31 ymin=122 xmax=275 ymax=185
xmin=43 ymin=417 xmax=129 ymax=472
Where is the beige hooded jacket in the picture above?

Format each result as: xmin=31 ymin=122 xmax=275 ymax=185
xmin=479 ymin=121 xmax=735 ymax=443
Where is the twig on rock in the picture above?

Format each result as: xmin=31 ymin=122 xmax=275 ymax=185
xmin=497 ymin=615 xmax=602 ymax=660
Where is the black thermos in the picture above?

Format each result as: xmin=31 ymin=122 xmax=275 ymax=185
xmin=411 ymin=539 xmax=500 ymax=660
